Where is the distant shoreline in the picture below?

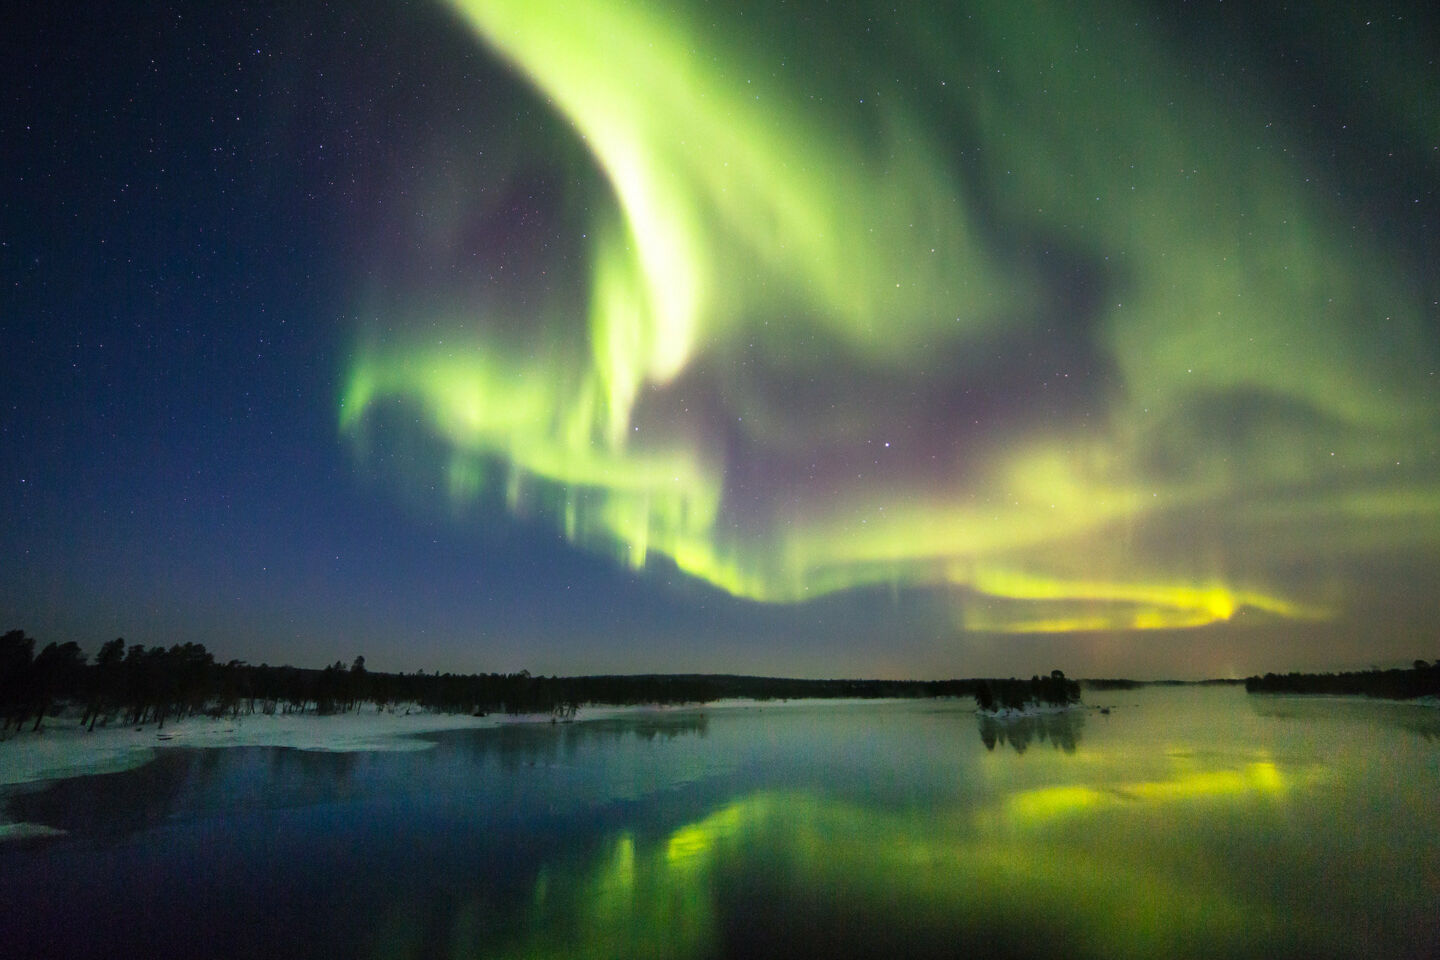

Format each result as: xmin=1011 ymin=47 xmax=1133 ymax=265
xmin=0 ymin=696 xmax=921 ymax=792
xmin=1244 ymin=662 xmax=1440 ymax=701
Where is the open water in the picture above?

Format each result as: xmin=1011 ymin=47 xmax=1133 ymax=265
xmin=2 ymin=686 xmax=1438 ymax=959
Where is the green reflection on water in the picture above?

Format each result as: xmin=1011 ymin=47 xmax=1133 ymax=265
xmin=993 ymin=754 xmax=1319 ymax=830
xmin=374 ymin=754 xmax=1335 ymax=958
xmin=359 ymin=692 xmax=1440 ymax=960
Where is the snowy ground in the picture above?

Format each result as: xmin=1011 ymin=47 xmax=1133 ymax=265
xmin=0 ymin=707 xmax=507 ymax=790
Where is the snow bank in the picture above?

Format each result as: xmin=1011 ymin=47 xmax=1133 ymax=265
xmin=0 ymin=821 xmax=66 ymax=842
xmin=976 ymin=701 xmax=1084 ymax=720
xmin=0 ymin=707 xmax=527 ymax=789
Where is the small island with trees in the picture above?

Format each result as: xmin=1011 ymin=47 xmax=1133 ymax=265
xmin=972 ymin=670 xmax=1081 ymax=716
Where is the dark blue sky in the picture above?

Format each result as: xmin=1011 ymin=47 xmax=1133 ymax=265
xmin=4 ymin=0 xmax=1437 ymax=678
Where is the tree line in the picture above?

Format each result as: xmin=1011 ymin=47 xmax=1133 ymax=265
xmin=1244 ymin=660 xmax=1440 ymax=700
xmin=0 ymin=628 xmax=990 ymax=735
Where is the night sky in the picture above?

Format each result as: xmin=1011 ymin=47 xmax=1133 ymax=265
xmin=3 ymin=0 xmax=1437 ymax=679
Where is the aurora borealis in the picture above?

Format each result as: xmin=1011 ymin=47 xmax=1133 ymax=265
xmin=3 ymin=0 xmax=1438 ymax=675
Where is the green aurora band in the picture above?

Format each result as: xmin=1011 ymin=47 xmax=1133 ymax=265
xmin=340 ymin=0 xmax=1440 ymax=633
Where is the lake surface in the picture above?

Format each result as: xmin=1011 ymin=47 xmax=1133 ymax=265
xmin=2 ymin=687 xmax=1438 ymax=959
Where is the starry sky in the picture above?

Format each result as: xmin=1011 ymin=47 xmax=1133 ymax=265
xmin=3 ymin=0 xmax=1437 ymax=679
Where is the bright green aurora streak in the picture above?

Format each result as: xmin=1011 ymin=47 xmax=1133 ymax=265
xmin=340 ymin=0 xmax=1440 ymax=634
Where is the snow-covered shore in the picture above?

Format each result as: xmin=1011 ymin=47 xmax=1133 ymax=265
xmin=0 ymin=695 xmax=904 ymax=790
xmin=0 ymin=705 xmax=608 ymax=840
xmin=0 ymin=697 xmax=935 ymax=840
xmin=0 ymin=707 xmax=508 ymax=790
xmin=975 ymin=701 xmax=1085 ymax=720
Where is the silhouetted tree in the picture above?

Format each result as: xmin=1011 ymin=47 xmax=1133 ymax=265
xmin=974 ymin=681 xmax=996 ymax=712
xmin=1001 ymin=682 xmax=1027 ymax=711
xmin=1039 ymin=669 xmax=1080 ymax=706
xmin=83 ymin=638 xmax=127 ymax=731
xmin=212 ymin=659 xmax=248 ymax=718
xmin=1 ymin=629 xmax=36 ymax=734
xmin=29 ymin=641 xmax=86 ymax=730
xmin=348 ymin=656 xmax=368 ymax=711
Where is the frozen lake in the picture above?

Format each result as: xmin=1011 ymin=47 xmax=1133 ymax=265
xmin=2 ymin=686 xmax=1438 ymax=958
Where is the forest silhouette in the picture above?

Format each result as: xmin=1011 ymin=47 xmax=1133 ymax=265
xmin=1244 ymin=662 xmax=1440 ymax=700
xmin=7 ymin=625 xmax=1435 ymax=740
xmin=1 ymin=628 xmax=987 ymax=735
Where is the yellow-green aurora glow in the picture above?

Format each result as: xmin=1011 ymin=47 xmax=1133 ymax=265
xmin=340 ymin=0 xmax=1440 ymax=634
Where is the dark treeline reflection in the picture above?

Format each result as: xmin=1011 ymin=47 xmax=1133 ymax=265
xmin=1 ymin=751 xmax=637 ymax=959
xmin=1 ymin=711 xmax=741 ymax=959
xmin=5 ymin=747 xmax=364 ymax=842
xmin=442 ymin=710 xmax=711 ymax=772
xmin=7 ymin=712 xmax=712 ymax=844
xmin=978 ymin=711 xmax=1084 ymax=753
xmin=1250 ymin=695 xmax=1440 ymax=742
xmin=0 ymin=627 xmax=974 ymax=736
